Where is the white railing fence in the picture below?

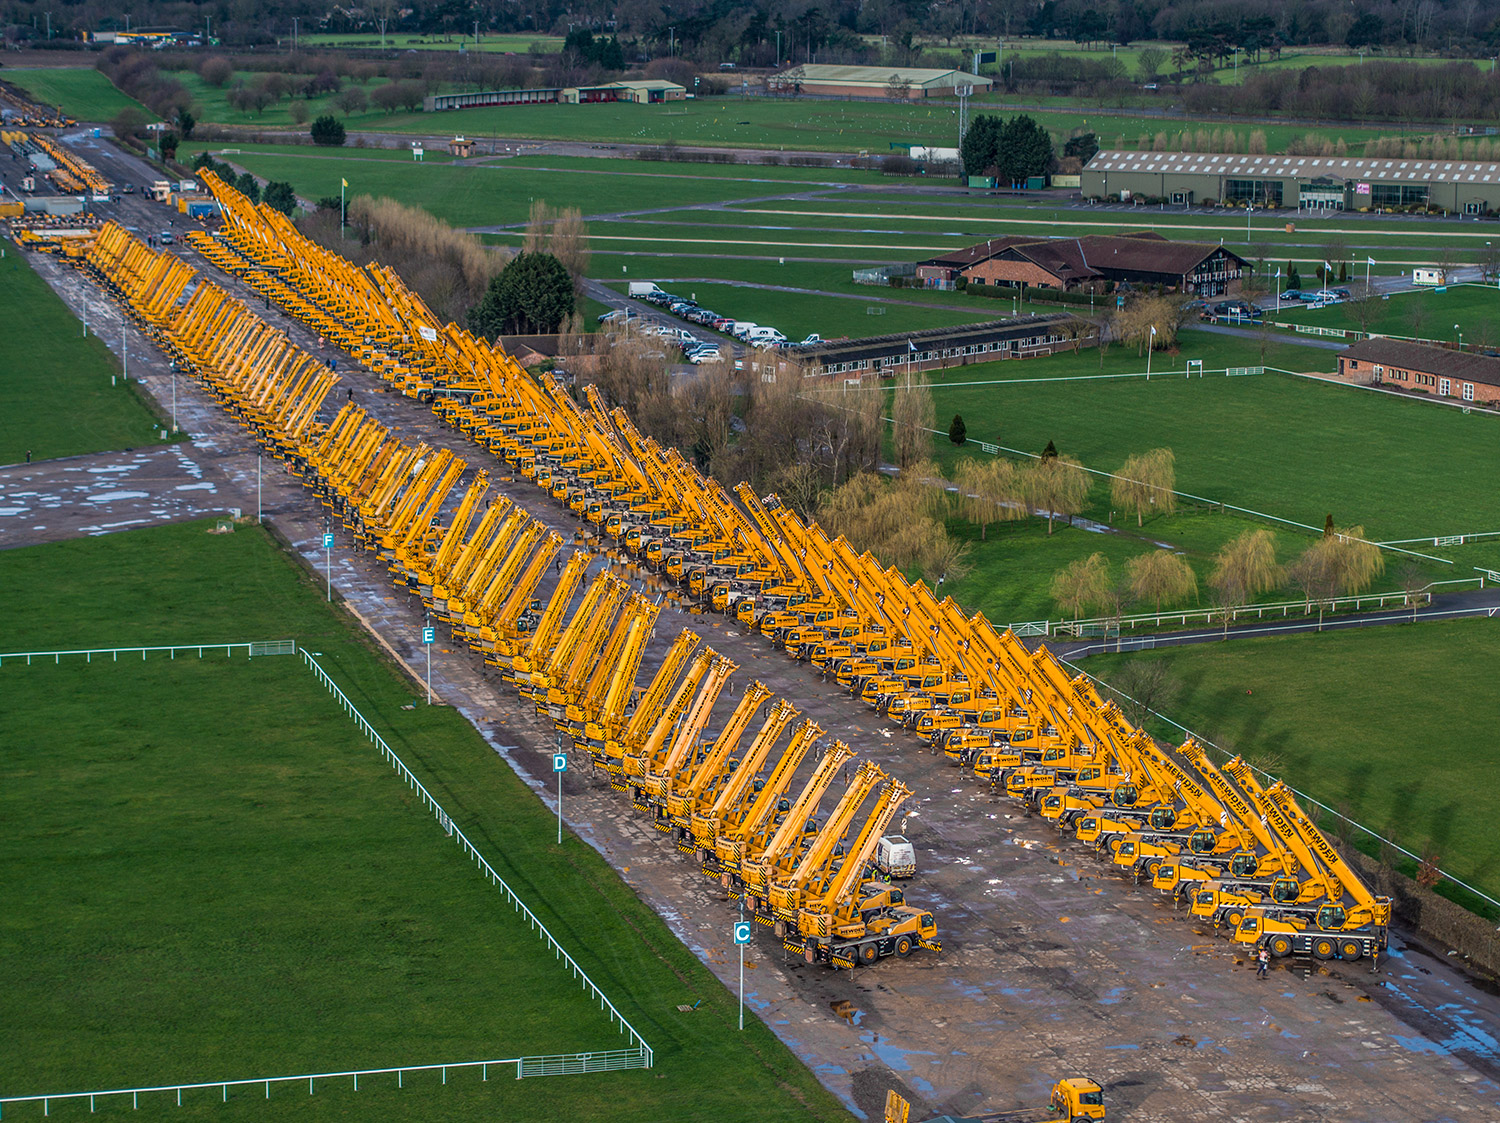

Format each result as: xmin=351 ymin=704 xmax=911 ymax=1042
xmin=0 ymin=1050 xmax=650 ymax=1116
xmin=0 ymin=640 xmax=296 ymax=666
xmin=297 ymin=649 xmax=652 ymax=1066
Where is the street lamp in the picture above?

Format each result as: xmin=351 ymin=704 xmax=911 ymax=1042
xmin=1456 ymin=324 xmax=1463 ymax=350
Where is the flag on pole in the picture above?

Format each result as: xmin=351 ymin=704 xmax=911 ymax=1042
xmin=908 ymin=340 xmax=918 ymax=353
xmin=341 ymin=178 xmax=349 ymax=188
xmin=1367 ymin=256 xmax=1376 ymax=265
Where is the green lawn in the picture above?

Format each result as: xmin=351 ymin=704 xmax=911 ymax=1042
xmin=301 ymin=32 xmax=564 ymax=52
xmin=0 ymin=521 xmax=851 ymax=1123
xmin=0 ymin=251 xmax=170 ymax=464
xmin=929 ymin=366 xmax=1500 ymax=544
xmin=3 ymin=67 xmax=156 ymax=122
xmin=1084 ymin=619 xmax=1500 ymax=906
xmin=1274 ymin=283 xmax=1500 ymax=343
xmin=172 ymin=71 xmax=388 ymax=130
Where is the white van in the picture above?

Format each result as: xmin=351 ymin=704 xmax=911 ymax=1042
xmin=728 ymin=321 xmax=758 ymax=340
xmin=747 ymin=327 xmax=787 ymax=346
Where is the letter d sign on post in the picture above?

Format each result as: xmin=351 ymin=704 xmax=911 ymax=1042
xmin=553 ymin=752 xmax=567 ymax=844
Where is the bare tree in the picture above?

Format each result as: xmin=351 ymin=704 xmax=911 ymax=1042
xmin=1111 ymin=447 xmax=1177 ymax=526
xmin=1106 ymin=658 xmax=1181 ymax=728
xmin=1125 ymin=550 xmax=1198 ymax=613
xmin=523 ymin=201 xmax=592 ymax=286
xmin=1050 ymin=553 xmax=1113 ymax=618
xmin=1397 ymin=559 xmax=1427 ymax=622
xmin=891 ymin=374 xmax=935 ymax=469
xmin=1025 ymin=454 xmax=1092 ymax=535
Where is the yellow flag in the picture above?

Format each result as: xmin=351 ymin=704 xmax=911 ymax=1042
xmin=341 ymin=178 xmax=348 ymax=187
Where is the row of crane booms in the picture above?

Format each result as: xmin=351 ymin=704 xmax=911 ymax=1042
xmin=78 ymin=216 xmax=942 ymax=974
xmin=179 ymin=177 xmax=1392 ymax=967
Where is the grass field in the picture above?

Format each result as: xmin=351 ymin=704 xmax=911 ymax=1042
xmin=1275 ymin=282 xmax=1500 ymax=341
xmin=1084 ymin=618 xmax=1500 ymax=908
xmin=0 ymin=251 xmax=169 ymax=464
xmin=302 ymin=31 xmax=564 ymax=52
xmin=3 ymin=67 xmax=156 ymax=122
xmin=0 ymin=521 xmax=851 ymax=1122
xmin=927 ymin=366 xmax=1500 ymax=546
xmin=171 ymin=71 xmax=388 ymax=130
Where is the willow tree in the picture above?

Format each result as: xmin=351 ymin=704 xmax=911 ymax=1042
xmin=1111 ymin=448 xmax=1178 ymax=526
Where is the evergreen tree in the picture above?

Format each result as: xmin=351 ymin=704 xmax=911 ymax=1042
xmin=961 ymin=115 xmax=1001 ymax=177
xmin=262 ymin=181 xmax=297 ymax=216
xmin=996 ymin=115 xmax=1056 ymax=184
xmin=948 ymin=414 xmax=967 ymax=445
xmin=468 ymin=252 xmax=575 ymax=337
xmin=310 ymin=115 xmax=346 ymax=146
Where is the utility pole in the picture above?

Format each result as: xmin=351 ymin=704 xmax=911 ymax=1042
xmin=291 ymin=17 xmax=298 ymax=50
xmin=668 ymin=26 xmax=675 ymax=56
xmin=379 ymin=18 xmax=387 ymax=48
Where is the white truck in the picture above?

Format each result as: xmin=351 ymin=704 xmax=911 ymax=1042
xmin=628 ymin=281 xmax=667 ymax=299
xmin=875 ymin=835 xmax=916 ymax=879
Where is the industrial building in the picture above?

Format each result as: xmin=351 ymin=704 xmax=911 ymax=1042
xmin=424 ymin=79 xmax=684 ymax=112
xmin=916 ymin=233 xmax=1247 ymax=297
xmin=765 ymin=315 xmax=1086 ymax=381
xmin=1082 ymin=150 xmax=1500 ymax=214
xmin=766 ymin=64 xmax=991 ymax=99
xmin=1337 ymin=339 xmax=1500 ymax=404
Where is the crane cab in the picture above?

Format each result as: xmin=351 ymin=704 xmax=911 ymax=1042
xmin=1051 ymin=1077 xmax=1106 ymax=1120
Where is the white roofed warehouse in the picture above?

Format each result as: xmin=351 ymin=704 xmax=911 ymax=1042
xmin=1081 ymin=150 xmax=1500 ymax=216
xmin=767 ymin=65 xmax=992 ymax=100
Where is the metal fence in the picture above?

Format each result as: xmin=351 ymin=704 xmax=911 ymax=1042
xmin=1009 ymin=579 xmax=1483 ymax=639
xmin=297 ymin=649 xmax=653 ymax=1066
xmin=0 ymin=640 xmax=295 ymax=666
xmin=1063 ymin=655 xmax=1500 ymax=917
xmin=0 ymin=1050 xmax=651 ymax=1115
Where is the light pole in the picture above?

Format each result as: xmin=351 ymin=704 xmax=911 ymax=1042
xmin=1146 ymin=325 xmax=1156 ymax=379
xmin=170 ymin=359 xmax=177 ymax=432
xmin=1456 ymin=324 xmax=1462 ymax=350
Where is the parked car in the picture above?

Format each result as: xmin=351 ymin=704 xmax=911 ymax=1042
xmin=687 ymin=348 xmax=723 ymax=364
xmin=710 ymin=316 xmax=736 ymax=332
xmin=1279 ymin=289 xmax=1303 ymax=302
xmin=1308 ymin=289 xmax=1342 ymax=303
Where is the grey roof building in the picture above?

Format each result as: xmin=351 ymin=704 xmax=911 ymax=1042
xmin=1081 ymin=150 xmax=1500 ymax=214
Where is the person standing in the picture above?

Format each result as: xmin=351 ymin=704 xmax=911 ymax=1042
xmin=1256 ymin=946 xmax=1270 ymax=979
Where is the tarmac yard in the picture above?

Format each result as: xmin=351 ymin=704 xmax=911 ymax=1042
xmin=5 ymin=133 xmax=1500 ymax=1122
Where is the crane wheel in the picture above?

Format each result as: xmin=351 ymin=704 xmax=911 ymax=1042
xmin=895 ymin=935 xmax=914 ymax=958
xmin=1313 ymin=938 xmax=1336 ymax=960
xmin=1339 ymin=939 xmax=1364 ymax=961
xmin=1268 ymin=934 xmax=1294 ymax=958
xmin=859 ymin=943 xmax=879 ymax=965
xmin=1225 ymin=909 xmax=1244 ymax=930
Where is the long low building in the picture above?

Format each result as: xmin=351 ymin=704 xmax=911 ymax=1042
xmin=758 ymin=315 xmax=1086 ymax=382
xmin=1337 ymin=338 xmax=1500 ymax=404
xmin=917 ymin=233 xmax=1247 ymax=297
xmin=1082 ymin=150 xmax=1500 ymax=214
xmin=425 ymin=80 xmax=684 ymax=112
xmin=767 ymin=64 xmax=991 ymax=99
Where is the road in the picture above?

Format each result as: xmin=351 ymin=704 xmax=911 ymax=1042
xmin=8 ymin=133 xmax=1500 ymax=1122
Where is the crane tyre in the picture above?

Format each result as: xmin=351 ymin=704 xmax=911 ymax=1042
xmin=1225 ymin=909 xmax=1244 ymax=930
xmin=895 ymin=935 xmax=914 ymax=958
xmin=1268 ymin=934 xmax=1294 ymax=958
xmin=859 ymin=942 xmax=880 ymax=965
xmin=1313 ymin=938 xmax=1336 ymax=960
xmin=1339 ymin=939 xmax=1364 ymax=961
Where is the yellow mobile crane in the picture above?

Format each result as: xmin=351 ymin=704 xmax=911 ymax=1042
xmin=619 ymin=648 xmax=715 ymax=784
xmin=708 ymin=720 xmax=824 ymax=881
xmin=478 ymin=532 xmax=566 ymax=662
xmin=663 ymin=683 xmax=773 ymax=832
xmin=737 ymin=741 xmax=858 ymax=916
xmin=1234 ymin=781 xmax=1391 ymax=962
xmin=451 ymin=519 xmax=547 ymax=641
xmin=592 ymin=629 xmax=701 ymax=780
xmin=506 ymin=550 xmax=590 ymax=688
xmin=635 ymin=655 xmax=737 ymax=820
xmin=577 ymin=600 xmax=662 ymax=757
xmin=544 ymin=580 xmax=633 ymax=721
xmin=782 ymin=777 xmax=941 ymax=969
xmin=688 ymin=698 xmax=798 ymax=851
xmin=767 ymin=761 xmax=887 ymax=920
xmin=432 ymin=496 xmax=512 ymax=604
xmin=1150 ymin=739 xmax=1291 ymax=902
xmin=565 ymin=596 xmax=660 ymax=738
xmin=522 ymin=573 xmax=617 ymax=703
